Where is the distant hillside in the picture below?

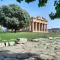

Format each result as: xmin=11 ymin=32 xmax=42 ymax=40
xmin=48 ymin=28 xmax=60 ymax=33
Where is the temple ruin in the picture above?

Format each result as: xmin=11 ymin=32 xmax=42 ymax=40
xmin=29 ymin=16 xmax=48 ymax=32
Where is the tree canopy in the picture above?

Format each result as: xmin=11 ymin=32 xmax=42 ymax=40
xmin=1 ymin=0 xmax=60 ymax=20
xmin=16 ymin=0 xmax=48 ymax=7
xmin=16 ymin=0 xmax=60 ymax=20
xmin=0 ymin=4 xmax=30 ymax=32
xmin=49 ymin=0 xmax=60 ymax=19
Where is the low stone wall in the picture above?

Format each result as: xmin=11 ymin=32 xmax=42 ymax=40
xmin=0 ymin=38 xmax=28 ymax=47
xmin=0 ymin=43 xmax=5 ymax=47
xmin=0 ymin=42 xmax=15 ymax=47
xmin=16 ymin=38 xmax=28 ymax=44
xmin=0 ymin=37 xmax=60 ymax=47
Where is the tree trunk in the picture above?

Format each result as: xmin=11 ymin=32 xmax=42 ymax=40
xmin=14 ymin=29 xmax=16 ymax=33
xmin=11 ymin=29 xmax=14 ymax=32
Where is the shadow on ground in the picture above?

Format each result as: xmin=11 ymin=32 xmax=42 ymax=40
xmin=0 ymin=50 xmax=44 ymax=60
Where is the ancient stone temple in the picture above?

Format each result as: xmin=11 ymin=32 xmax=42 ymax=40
xmin=29 ymin=16 xmax=48 ymax=32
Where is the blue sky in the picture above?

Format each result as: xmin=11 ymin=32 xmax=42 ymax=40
xmin=0 ymin=0 xmax=60 ymax=29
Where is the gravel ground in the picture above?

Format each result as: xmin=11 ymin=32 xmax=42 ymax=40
xmin=0 ymin=40 xmax=60 ymax=60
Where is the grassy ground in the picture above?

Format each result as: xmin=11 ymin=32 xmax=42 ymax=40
xmin=0 ymin=32 xmax=60 ymax=42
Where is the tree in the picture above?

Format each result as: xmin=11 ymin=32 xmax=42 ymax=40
xmin=5 ymin=17 xmax=19 ymax=32
xmin=0 ymin=4 xmax=30 ymax=32
xmin=49 ymin=0 xmax=60 ymax=19
xmin=1 ymin=0 xmax=60 ymax=20
xmin=16 ymin=0 xmax=48 ymax=7
xmin=16 ymin=0 xmax=60 ymax=20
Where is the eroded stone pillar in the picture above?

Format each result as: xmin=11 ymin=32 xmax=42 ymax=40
xmin=41 ymin=23 xmax=43 ymax=31
xmin=39 ymin=23 xmax=40 ymax=32
xmin=44 ymin=24 xmax=45 ymax=31
xmin=43 ymin=24 xmax=44 ymax=31
xmin=35 ymin=22 xmax=37 ymax=32
xmin=29 ymin=22 xmax=31 ymax=32
xmin=31 ymin=21 xmax=34 ymax=32
xmin=44 ymin=24 xmax=47 ymax=32
xmin=40 ymin=23 xmax=42 ymax=31
xmin=37 ymin=23 xmax=39 ymax=31
xmin=39 ymin=23 xmax=41 ymax=31
xmin=46 ymin=24 xmax=47 ymax=31
xmin=37 ymin=23 xmax=38 ymax=31
xmin=34 ymin=22 xmax=35 ymax=31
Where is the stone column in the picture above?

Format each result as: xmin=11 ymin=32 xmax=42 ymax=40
xmin=37 ymin=23 xmax=39 ymax=31
xmin=39 ymin=23 xmax=41 ymax=31
xmin=44 ymin=24 xmax=45 ymax=31
xmin=46 ymin=24 xmax=47 ymax=31
xmin=41 ymin=23 xmax=43 ymax=31
xmin=36 ymin=22 xmax=37 ymax=32
xmin=44 ymin=24 xmax=47 ymax=32
xmin=31 ymin=21 xmax=32 ymax=32
xmin=44 ymin=24 xmax=46 ymax=31
xmin=32 ymin=21 xmax=34 ymax=32
xmin=34 ymin=22 xmax=35 ymax=31
xmin=40 ymin=23 xmax=42 ymax=31
xmin=39 ymin=23 xmax=40 ymax=32
xmin=29 ymin=21 xmax=32 ymax=32
xmin=43 ymin=24 xmax=44 ymax=31
xmin=34 ymin=22 xmax=36 ymax=31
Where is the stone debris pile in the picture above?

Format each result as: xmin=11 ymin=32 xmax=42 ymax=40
xmin=0 ymin=38 xmax=60 ymax=60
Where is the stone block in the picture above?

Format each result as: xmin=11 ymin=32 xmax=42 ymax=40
xmin=48 ymin=37 xmax=53 ymax=40
xmin=32 ymin=39 xmax=39 ymax=42
xmin=5 ymin=42 xmax=9 ymax=46
xmin=17 ymin=38 xmax=27 ymax=44
xmin=0 ymin=43 xmax=5 ymax=47
xmin=9 ymin=42 xmax=15 ymax=46
xmin=40 ymin=54 xmax=55 ymax=60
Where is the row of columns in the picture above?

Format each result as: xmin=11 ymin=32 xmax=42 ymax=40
xmin=31 ymin=22 xmax=47 ymax=32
